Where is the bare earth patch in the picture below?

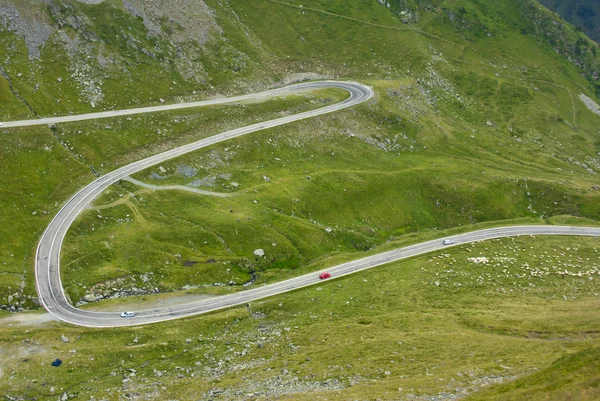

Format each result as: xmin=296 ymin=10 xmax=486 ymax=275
xmin=0 ymin=312 xmax=58 ymax=327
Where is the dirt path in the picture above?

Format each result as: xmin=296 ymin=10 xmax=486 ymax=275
xmin=0 ymin=312 xmax=58 ymax=327
xmin=122 ymin=176 xmax=234 ymax=197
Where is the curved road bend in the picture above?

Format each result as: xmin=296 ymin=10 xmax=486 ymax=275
xmin=42 ymin=225 xmax=600 ymax=327
xmin=1 ymin=81 xmax=369 ymax=128
xmin=28 ymin=81 xmax=373 ymax=327
xmin=3 ymin=82 xmax=599 ymax=327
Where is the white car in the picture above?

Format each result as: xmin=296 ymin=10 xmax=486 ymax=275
xmin=120 ymin=311 xmax=136 ymax=318
xmin=442 ymin=239 xmax=454 ymax=245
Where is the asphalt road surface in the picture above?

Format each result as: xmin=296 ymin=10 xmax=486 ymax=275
xmin=4 ymin=81 xmax=599 ymax=327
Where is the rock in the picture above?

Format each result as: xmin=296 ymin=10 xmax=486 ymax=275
xmin=325 ymin=227 xmax=333 ymax=233
xmin=83 ymin=294 xmax=99 ymax=302
xmin=208 ymin=388 xmax=223 ymax=396
xmin=282 ymin=368 xmax=289 ymax=375
xmin=133 ymin=337 xmax=139 ymax=344
xmin=230 ymin=182 xmax=240 ymax=188
xmin=579 ymin=93 xmax=600 ymax=117
xmin=253 ymin=249 xmax=265 ymax=257
xmin=61 ymin=335 xmax=70 ymax=343
xmin=57 ymin=77 xmax=63 ymax=83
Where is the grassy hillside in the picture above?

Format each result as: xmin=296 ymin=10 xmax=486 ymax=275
xmin=540 ymin=0 xmax=600 ymax=43
xmin=3 ymin=236 xmax=600 ymax=400
xmin=0 ymin=0 xmax=600 ymax=398
xmin=467 ymin=347 xmax=600 ymax=400
xmin=61 ymin=77 xmax=600 ymax=304
xmin=0 ymin=0 xmax=598 ymax=305
xmin=0 ymin=0 xmax=598 ymax=115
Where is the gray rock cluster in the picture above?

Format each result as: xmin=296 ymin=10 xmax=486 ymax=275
xmin=0 ymin=2 xmax=53 ymax=60
xmin=580 ymin=93 xmax=600 ymax=117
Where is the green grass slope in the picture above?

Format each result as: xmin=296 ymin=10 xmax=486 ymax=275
xmin=0 ymin=0 xmax=599 ymax=305
xmin=60 ymin=75 xmax=600 ymax=303
xmin=0 ymin=0 xmax=598 ymax=115
xmin=2 ymin=236 xmax=600 ymax=400
xmin=466 ymin=347 xmax=600 ymax=400
xmin=1 ymin=0 xmax=600 ymax=399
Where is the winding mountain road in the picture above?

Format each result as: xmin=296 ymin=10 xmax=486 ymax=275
xmin=3 ymin=81 xmax=600 ymax=328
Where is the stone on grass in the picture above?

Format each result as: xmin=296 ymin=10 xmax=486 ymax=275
xmin=83 ymin=294 xmax=99 ymax=302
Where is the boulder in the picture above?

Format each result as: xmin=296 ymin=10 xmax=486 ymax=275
xmin=83 ymin=294 xmax=99 ymax=302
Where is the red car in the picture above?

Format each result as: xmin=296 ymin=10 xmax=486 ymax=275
xmin=319 ymin=272 xmax=331 ymax=279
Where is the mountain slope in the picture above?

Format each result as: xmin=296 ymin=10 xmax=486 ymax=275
xmin=1 ymin=0 xmax=600 ymax=400
xmin=540 ymin=0 xmax=600 ymax=43
xmin=0 ymin=0 xmax=598 ymax=118
xmin=1 ymin=0 xmax=600 ymax=307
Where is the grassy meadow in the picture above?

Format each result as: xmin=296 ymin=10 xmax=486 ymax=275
xmin=2 ymin=236 xmax=600 ymax=399
xmin=0 ymin=0 xmax=599 ymax=398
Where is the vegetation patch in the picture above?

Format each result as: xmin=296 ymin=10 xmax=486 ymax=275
xmin=61 ymin=78 xmax=600 ymax=304
xmin=3 ymin=237 xmax=600 ymax=400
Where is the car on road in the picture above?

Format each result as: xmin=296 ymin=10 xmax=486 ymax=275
xmin=319 ymin=272 xmax=331 ymax=279
xmin=120 ymin=311 xmax=136 ymax=318
xmin=442 ymin=239 xmax=454 ymax=245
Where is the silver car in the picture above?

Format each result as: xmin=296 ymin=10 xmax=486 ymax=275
xmin=442 ymin=239 xmax=454 ymax=245
xmin=120 ymin=311 xmax=136 ymax=318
